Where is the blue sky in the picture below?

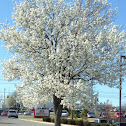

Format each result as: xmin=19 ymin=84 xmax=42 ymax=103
xmin=0 ymin=0 xmax=126 ymax=107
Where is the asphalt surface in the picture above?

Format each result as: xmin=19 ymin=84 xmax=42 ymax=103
xmin=0 ymin=116 xmax=54 ymax=126
xmin=0 ymin=115 xmax=76 ymax=126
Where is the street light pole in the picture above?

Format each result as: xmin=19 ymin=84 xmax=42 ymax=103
xmin=119 ymin=55 xmax=126 ymax=126
xmin=119 ymin=56 xmax=122 ymax=126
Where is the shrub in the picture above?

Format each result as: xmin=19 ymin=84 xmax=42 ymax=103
xmin=70 ymin=110 xmax=78 ymax=118
xmin=19 ymin=110 xmax=26 ymax=113
xmin=91 ymin=123 xmax=110 ymax=126
xmin=68 ymin=119 xmax=76 ymax=125
xmin=61 ymin=118 xmax=68 ymax=124
xmin=91 ymin=123 xmax=101 ymax=126
xmin=101 ymin=123 xmax=110 ymax=126
xmin=83 ymin=121 xmax=91 ymax=126
xmin=111 ymin=124 xmax=116 ymax=126
xmin=43 ymin=117 xmax=51 ymax=122
xmin=80 ymin=108 xmax=88 ymax=118
xmin=51 ymin=118 xmax=55 ymax=122
xmin=63 ymin=106 xmax=69 ymax=112
xmin=75 ymin=120 xmax=84 ymax=126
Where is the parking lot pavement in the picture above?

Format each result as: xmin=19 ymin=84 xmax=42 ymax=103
xmin=0 ymin=116 xmax=76 ymax=126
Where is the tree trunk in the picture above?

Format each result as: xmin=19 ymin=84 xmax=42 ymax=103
xmin=53 ymin=95 xmax=63 ymax=126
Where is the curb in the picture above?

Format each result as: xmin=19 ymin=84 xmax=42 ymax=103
xmin=19 ymin=118 xmax=76 ymax=126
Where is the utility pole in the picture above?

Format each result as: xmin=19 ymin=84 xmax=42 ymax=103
xmin=0 ymin=95 xmax=2 ymax=108
xmin=4 ymin=88 xmax=6 ymax=107
xmin=119 ymin=55 xmax=126 ymax=126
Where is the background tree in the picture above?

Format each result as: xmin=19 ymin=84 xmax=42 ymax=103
xmin=4 ymin=91 xmax=20 ymax=109
xmin=80 ymin=108 xmax=88 ymax=119
xmin=0 ymin=0 xmax=126 ymax=126
xmin=5 ymin=96 xmax=16 ymax=108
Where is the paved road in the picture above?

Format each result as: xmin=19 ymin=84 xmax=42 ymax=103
xmin=0 ymin=116 xmax=54 ymax=126
xmin=0 ymin=116 xmax=72 ymax=126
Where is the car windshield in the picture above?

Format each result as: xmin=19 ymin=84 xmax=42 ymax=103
xmin=62 ymin=111 xmax=67 ymax=113
xmin=117 ymin=113 xmax=123 ymax=115
xmin=9 ymin=111 xmax=16 ymax=113
xmin=89 ymin=112 xmax=95 ymax=114
xmin=3 ymin=111 xmax=8 ymax=113
xmin=101 ymin=120 xmax=107 ymax=123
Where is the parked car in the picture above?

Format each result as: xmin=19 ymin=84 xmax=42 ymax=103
xmin=94 ymin=119 xmax=108 ymax=123
xmin=76 ymin=109 xmax=82 ymax=117
xmin=1 ymin=110 xmax=8 ymax=116
xmin=101 ymin=112 xmax=107 ymax=118
xmin=49 ymin=108 xmax=54 ymax=112
xmin=87 ymin=112 xmax=96 ymax=118
xmin=24 ymin=110 xmax=32 ymax=115
xmin=114 ymin=122 xmax=126 ymax=126
xmin=8 ymin=110 xmax=18 ymax=118
xmin=77 ymin=109 xmax=82 ymax=114
xmin=114 ymin=112 xmax=124 ymax=118
xmin=124 ymin=113 xmax=126 ymax=118
xmin=61 ymin=110 xmax=69 ymax=117
xmin=0 ymin=110 xmax=3 ymax=115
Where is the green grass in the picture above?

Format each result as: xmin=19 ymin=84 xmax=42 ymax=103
xmin=20 ymin=116 xmax=43 ymax=121
xmin=20 ymin=115 xmax=55 ymax=121
xmin=20 ymin=115 xmax=93 ymax=122
xmin=20 ymin=116 xmax=79 ymax=122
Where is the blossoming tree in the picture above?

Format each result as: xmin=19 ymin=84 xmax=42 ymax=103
xmin=0 ymin=0 xmax=126 ymax=125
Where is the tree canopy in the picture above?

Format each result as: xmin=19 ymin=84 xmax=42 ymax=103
xmin=0 ymin=0 xmax=126 ymax=125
